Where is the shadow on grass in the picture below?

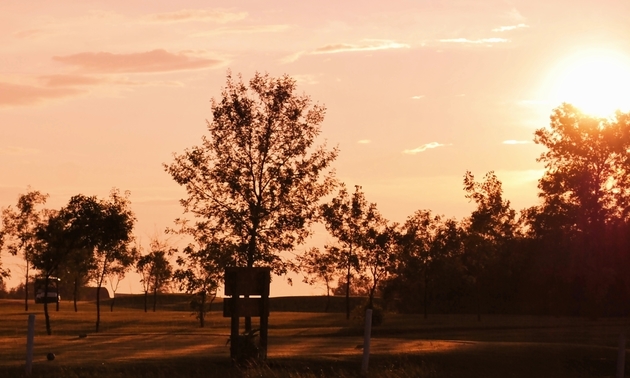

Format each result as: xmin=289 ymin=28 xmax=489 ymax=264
xmin=0 ymin=355 xmax=437 ymax=378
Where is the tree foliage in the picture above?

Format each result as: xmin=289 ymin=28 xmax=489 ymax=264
xmin=297 ymin=246 xmax=338 ymax=311
xmin=174 ymin=242 xmax=230 ymax=327
xmin=165 ymin=72 xmax=338 ymax=275
xmin=392 ymin=210 xmax=462 ymax=318
xmin=320 ymin=184 xmax=381 ymax=319
xmin=531 ymin=104 xmax=630 ymax=316
xmin=136 ymin=238 xmax=174 ymax=312
xmin=462 ymin=171 xmax=516 ymax=320
xmin=0 ymin=189 xmax=49 ymax=311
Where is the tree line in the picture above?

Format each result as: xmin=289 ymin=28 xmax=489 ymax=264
xmin=2 ymin=72 xmax=630 ymax=334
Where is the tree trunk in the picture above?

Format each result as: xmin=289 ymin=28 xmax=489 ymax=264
xmin=153 ymin=286 xmax=157 ymax=312
xmin=95 ymin=283 xmax=101 ymax=332
xmin=423 ymin=268 xmax=428 ymax=320
xmin=199 ymin=291 xmax=206 ymax=328
xmin=110 ymin=296 xmax=115 ymax=312
xmin=55 ymin=277 xmax=60 ymax=312
xmin=73 ymin=277 xmax=79 ymax=312
xmin=476 ymin=280 xmax=482 ymax=322
xmin=24 ymin=260 xmax=29 ymax=312
xmin=44 ymin=276 xmax=51 ymax=335
xmin=345 ymin=264 xmax=351 ymax=320
xmin=325 ymin=281 xmax=331 ymax=313
xmin=144 ymin=290 xmax=148 ymax=313
xmin=368 ymin=281 xmax=376 ymax=310
xmin=95 ymin=264 xmax=107 ymax=333
xmin=245 ymin=223 xmax=258 ymax=333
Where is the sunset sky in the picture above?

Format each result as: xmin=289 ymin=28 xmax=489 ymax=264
xmin=2 ymin=0 xmax=630 ymax=295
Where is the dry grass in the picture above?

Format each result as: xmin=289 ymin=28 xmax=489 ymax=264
xmin=0 ymin=298 xmax=629 ymax=377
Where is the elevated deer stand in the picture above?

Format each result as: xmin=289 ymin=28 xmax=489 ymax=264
xmin=223 ymin=267 xmax=270 ymax=362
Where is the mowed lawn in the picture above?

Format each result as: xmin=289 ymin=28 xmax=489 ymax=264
xmin=0 ymin=297 xmax=629 ymax=377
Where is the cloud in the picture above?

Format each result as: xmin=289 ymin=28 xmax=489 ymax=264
xmin=313 ymin=40 xmax=410 ymax=54
xmin=145 ymin=9 xmax=247 ymax=24
xmin=492 ymin=24 xmax=529 ymax=32
xmin=0 ymin=146 xmax=39 ymax=156
xmin=411 ymin=95 xmax=425 ymax=100
xmin=53 ymin=49 xmax=224 ymax=74
xmin=39 ymin=74 xmax=184 ymax=88
xmin=440 ymin=38 xmax=508 ymax=44
xmin=506 ymin=8 xmax=527 ymax=22
xmin=192 ymin=24 xmax=289 ymax=37
xmin=0 ymin=82 xmax=83 ymax=106
xmin=283 ymin=39 xmax=409 ymax=63
xmin=357 ymin=140 xmax=371 ymax=144
xmin=40 ymin=75 xmax=105 ymax=87
xmin=503 ymin=140 xmax=530 ymax=145
xmin=292 ymin=74 xmax=319 ymax=85
xmin=402 ymin=142 xmax=449 ymax=155
xmin=13 ymin=29 xmax=46 ymax=39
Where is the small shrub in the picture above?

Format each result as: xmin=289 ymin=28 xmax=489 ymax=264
xmin=351 ymin=302 xmax=385 ymax=327
xmin=227 ymin=328 xmax=260 ymax=363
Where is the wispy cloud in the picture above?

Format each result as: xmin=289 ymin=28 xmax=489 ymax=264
xmin=0 ymin=82 xmax=83 ymax=106
xmin=402 ymin=142 xmax=449 ymax=155
xmin=293 ymin=74 xmax=319 ymax=85
xmin=39 ymin=74 xmax=184 ymax=88
xmin=192 ymin=24 xmax=289 ymax=37
xmin=357 ymin=139 xmax=371 ymax=144
xmin=13 ymin=29 xmax=47 ymax=39
xmin=53 ymin=49 xmax=224 ymax=74
xmin=283 ymin=39 xmax=409 ymax=63
xmin=503 ymin=140 xmax=530 ymax=145
xmin=411 ymin=95 xmax=425 ymax=100
xmin=492 ymin=23 xmax=529 ymax=32
xmin=313 ymin=40 xmax=410 ymax=54
xmin=0 ymin=146 xmax=40 ymax=156
xmin=440 ymin=38 xmax=508 ymax=44
xmin=40 ymin=75 xmax=104 ymax=87
xmin=145 ymin=9 xmax=247 ymax=24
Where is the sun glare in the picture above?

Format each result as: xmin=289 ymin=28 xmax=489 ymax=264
xmin=545 ymin=49 xmax=630 ymax=117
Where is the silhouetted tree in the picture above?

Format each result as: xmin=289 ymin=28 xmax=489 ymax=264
xmin=55 ymin=195 xmax=100 ymax=312
xmin=165 ymin=72 xmax=337 ymax=330
xmin=297 ymin=247 xmax=338 ymax=312
xmin=362 ymin=222 xmax=397 ymax=309
xmin=462 ymin=171 xmax=516 ymax=321
xmin=87 ymin=190 xmax=136 ymax=332
xmin=136 ymin=239 xmax=174 ymax=312
xmin=107 ymin=257 xmax=135 ymax=312
xmin=32 ymin=210 xmax=66 ymax=335
xmin=321 ymin=184 xmax=380 ymax=319
xmin=1 ymin=189 xmax=49 ymax=311
xmin=174 ymin=242 xmax=229 ymax=327
xmin=393 ymin=210 xmax=463 ymax=318
xmin=531 ymin=104 xmax=630 ymax=316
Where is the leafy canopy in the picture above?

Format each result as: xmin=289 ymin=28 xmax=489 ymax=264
xmin=165 ymin=72 xmax=337 ymax=273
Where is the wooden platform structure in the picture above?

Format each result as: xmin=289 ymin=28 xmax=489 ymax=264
xmin=223 ymin=267 xmax=271 ymax=360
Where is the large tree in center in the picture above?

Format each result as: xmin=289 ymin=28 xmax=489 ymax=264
xmin=165 ymin=72 xmax=337 ymax=275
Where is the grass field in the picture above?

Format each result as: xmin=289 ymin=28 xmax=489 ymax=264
xmin=0 ymin=296 xmax=629 ymax=377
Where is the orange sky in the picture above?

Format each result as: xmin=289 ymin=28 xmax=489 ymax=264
xmin=2 ymin=0 xmax=630 ymax=296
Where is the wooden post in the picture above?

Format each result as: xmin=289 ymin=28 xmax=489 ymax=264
xmin=361 ymin=309 xmax=373 ymax=374
xmin=25 ymin=314 xmax=35 ymax=376
xmin=617 ymin=332 xmax=626 ymax=378
xmin=223 ymin=268 xmax=271 ymax=361
xmin=260 ymin=271 xmax=269 ymax=359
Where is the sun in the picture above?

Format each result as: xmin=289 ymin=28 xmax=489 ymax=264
xmin=544 ymin=49 xmax=630 ymax=117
